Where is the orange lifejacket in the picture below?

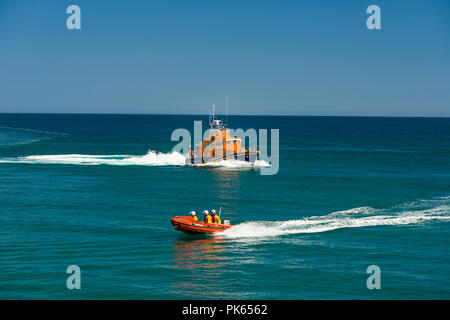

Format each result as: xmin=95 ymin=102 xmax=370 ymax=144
xmin=211 ymin=215 xmax=221 ymax=224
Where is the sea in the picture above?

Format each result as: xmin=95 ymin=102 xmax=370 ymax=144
xmin=0 ymin=113 xmax=449 ymax=299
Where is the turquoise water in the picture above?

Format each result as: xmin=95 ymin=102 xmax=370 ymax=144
xmin=0 ymin=114 xmax=449 ymax=299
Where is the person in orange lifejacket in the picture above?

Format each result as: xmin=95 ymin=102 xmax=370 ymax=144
xmin=190 ymin=211 xmax=198 ymax=222
xmin=203 ymin=210 xmax=212 ymax=224
xmin=211 ymin=209 xmax=221 ymax=224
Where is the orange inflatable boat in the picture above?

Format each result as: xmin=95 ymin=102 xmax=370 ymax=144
xmin=171 ymin=216 xmax=232 ymax=234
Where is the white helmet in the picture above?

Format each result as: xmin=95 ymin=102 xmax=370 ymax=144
xmin=211 ymin=209 xmax=216 ymax=214
xmin=190 ymin=211 xmax=196 ymax=216
xmin=203 ymin=210 xmax=209 ymax=215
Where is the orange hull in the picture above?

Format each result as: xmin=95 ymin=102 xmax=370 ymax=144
xmin=171 ymin=216 xmax=232 ymax=234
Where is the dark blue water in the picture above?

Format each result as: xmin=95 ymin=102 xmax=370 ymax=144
xmin=0 ymin=114 xmax=449 ymax=299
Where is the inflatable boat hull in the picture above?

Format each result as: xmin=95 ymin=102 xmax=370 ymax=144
xmin=171 ymin=216 xmax=232 ymax=234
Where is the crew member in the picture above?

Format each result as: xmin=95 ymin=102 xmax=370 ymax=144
xmin=211 ymin=210 xmax=221 ymax=224
xmin=203 ymin=210 xmax=212 ymax=224
xmin=190 ymin=211 xmax=198 ymax=222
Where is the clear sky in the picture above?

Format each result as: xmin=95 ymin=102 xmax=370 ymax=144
xmin=0 ymin=0 xmax=449 ymax=116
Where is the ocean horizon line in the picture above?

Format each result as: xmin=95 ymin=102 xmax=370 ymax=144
xmin=0 ymin=112 xmax=449 ymax=119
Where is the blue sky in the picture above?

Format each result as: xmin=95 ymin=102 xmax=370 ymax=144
xmin=0 ymin=0 xmax=449 ymax=116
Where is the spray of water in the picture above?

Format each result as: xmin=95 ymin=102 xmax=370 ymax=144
xmin=0 ymin=149 xmax=271 ymax=169
xmin=220 ymin=198 xmax=450 ymax=239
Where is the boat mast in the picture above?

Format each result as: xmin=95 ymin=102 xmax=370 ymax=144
xmin=209 ymin=101 xmax=215 ymax=129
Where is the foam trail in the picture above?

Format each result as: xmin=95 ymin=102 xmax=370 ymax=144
xmin=0 ymin=125 xmax=68 ymax=136
xmin=0 ymin=126 xmax=60 ymax=148
xmin=220 ymin=199 xmax=450 ymax=239
xmin=0 ymin=150 xmax=186 ymax=166
xmin=0 ymin=151 xmax=272 ymax=170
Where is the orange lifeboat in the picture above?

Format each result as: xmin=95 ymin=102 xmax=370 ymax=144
xmin=171 ymin=216 xmax=232 ymax=234
xmin=187 ymin=103 xmax=259 ymax=164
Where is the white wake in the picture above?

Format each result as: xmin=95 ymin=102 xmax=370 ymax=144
xmin=220 ymin=198 xmax=450 ymax=239
xmin=0 ymin=150 xmax=186 ymax=166
xmin=0 ymin=149 xmax=271 ymax=169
